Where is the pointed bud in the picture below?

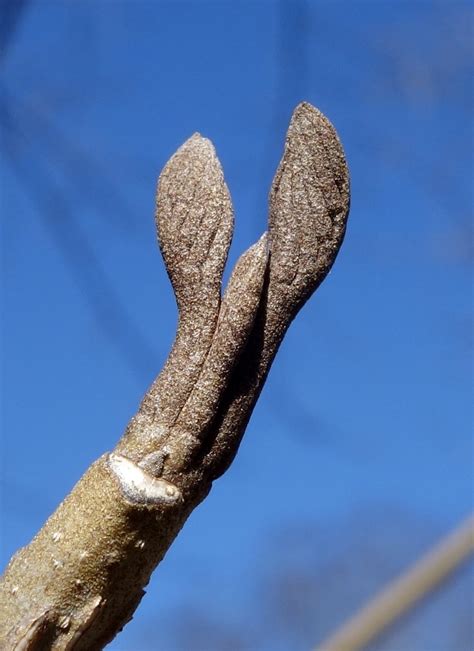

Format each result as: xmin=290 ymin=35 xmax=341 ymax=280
xmin=269 ymin=102 xmax=350 ymax=303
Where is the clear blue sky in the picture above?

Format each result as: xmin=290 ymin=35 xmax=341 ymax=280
xmin=1 ymin=2 xmax=472 ymax=649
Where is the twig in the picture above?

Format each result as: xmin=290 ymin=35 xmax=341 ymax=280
xmin=317 ymin=514 xmax=474 ymax=651
xmin=0 ymin=102 xmax=350 ymax=649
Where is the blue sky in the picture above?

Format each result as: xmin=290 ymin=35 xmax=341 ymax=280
xmin=1 ymin=2 xmax=473 ymax=649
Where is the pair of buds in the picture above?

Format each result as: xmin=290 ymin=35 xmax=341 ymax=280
xmin=116 ymin=102 xmax=350 ymax=491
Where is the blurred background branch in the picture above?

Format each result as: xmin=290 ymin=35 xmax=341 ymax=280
xmin=318 ymin=514 xmax=474 ymax=651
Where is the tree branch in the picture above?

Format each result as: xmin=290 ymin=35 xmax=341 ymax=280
xmin=0 ymin=102 xmax=350 ymax=650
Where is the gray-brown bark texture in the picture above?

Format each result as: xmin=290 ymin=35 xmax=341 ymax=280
xmin=0 ymin=102 xmax=350 ymax=649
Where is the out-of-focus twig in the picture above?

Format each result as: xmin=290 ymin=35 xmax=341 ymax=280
xmin=0 ymin=0 xmax=29 ymax=62
xmin=1 ymin=98 xmax=157 ymax=381
xmin=317 ymin=514 xmax=474 ymax=651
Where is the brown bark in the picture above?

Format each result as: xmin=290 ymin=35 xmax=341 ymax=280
xmin=0 ymin=102 xmax=350 ymax=649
